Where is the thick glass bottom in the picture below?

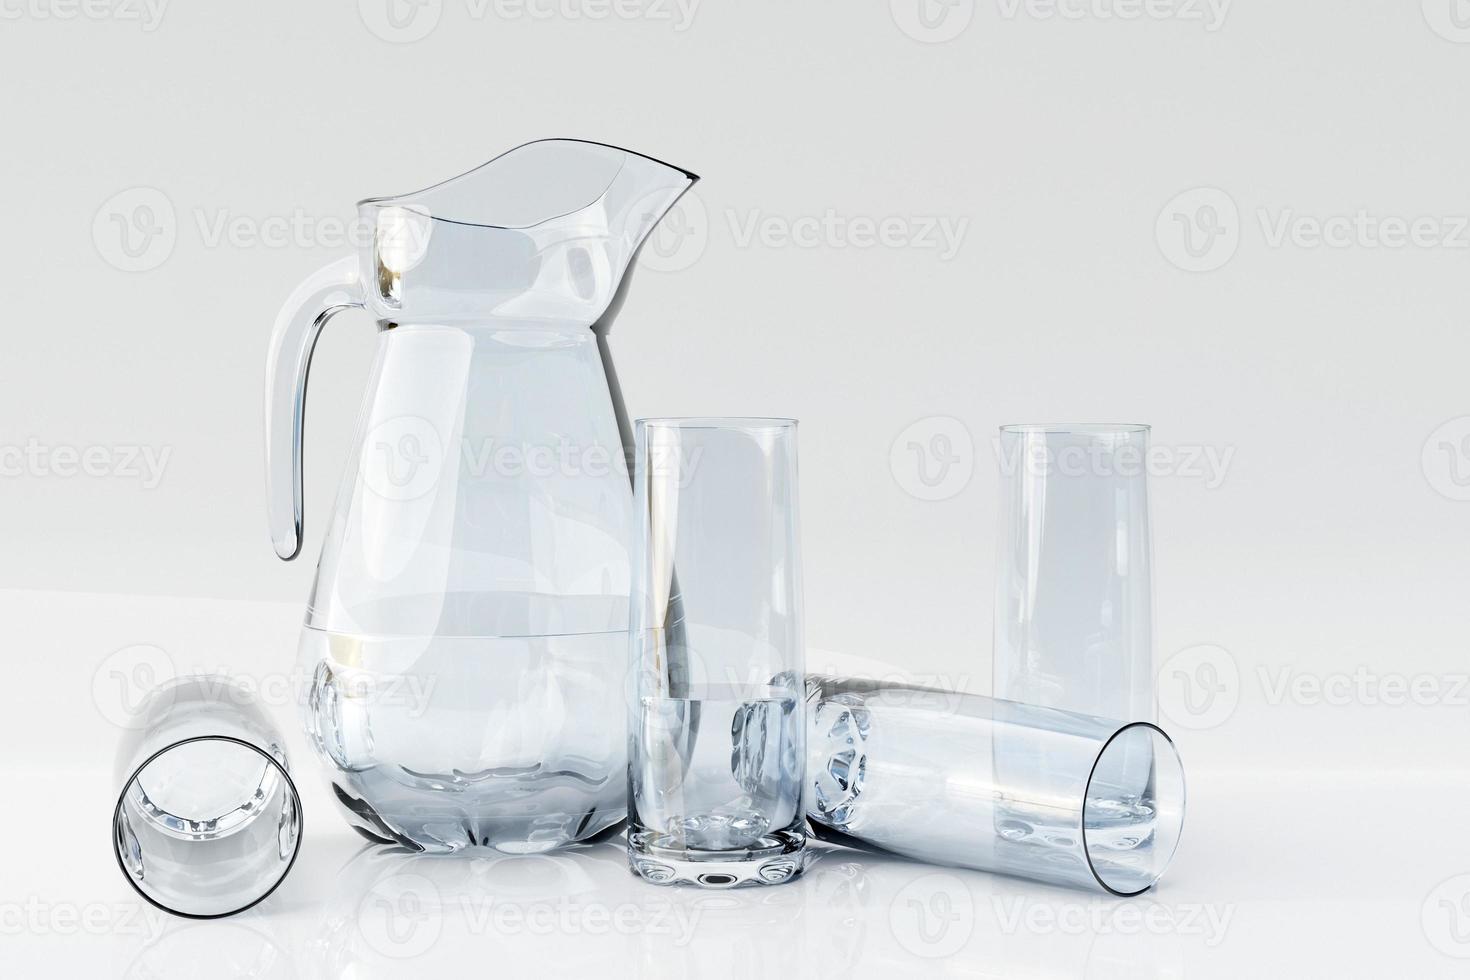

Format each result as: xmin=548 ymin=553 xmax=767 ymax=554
xmin=627 ymin=828 xmax=806 ymax=888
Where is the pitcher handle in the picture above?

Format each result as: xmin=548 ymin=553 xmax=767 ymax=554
xmin=265 ymin=256 xmax=365 ymax=561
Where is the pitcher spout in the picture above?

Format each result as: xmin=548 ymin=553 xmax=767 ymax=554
xmin=358 ymin=139 xmax=698 ymax=327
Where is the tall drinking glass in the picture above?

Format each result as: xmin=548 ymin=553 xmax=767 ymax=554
xmin=993 ymin=424 xmax=1155 ymax=721
xmin=806 ymin=676 xmax=1185 ymax=896
xmin=628 ymin=418 xmax=807 ymax=887
xmin=112 ymin=675 xmax=304 ymax=918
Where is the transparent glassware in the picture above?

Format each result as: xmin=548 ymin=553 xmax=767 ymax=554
xmin=628 ymin=418 xmax=807 ymax=887
xmin=806 ymin=676 xmax=1184 ymax=895
xmin=993 ymin=424 xmax=1155 ymax=722
xmin=263 ymin=139 xmax=698 ymax=853
xmin=111 ymin=675 xmax=304 ymax=918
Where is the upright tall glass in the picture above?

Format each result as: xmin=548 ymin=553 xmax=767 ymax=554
xmin=628 ymin=419 xmax=807 ymax=887
xmin=993 ymin=424 xmax=1155 ymax=721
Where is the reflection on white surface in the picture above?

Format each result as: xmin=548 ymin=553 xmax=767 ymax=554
xmin=114 ymin=834 xmax=1208 ymax=980
xmin=122 ymin=917 xmax=298 ymax=979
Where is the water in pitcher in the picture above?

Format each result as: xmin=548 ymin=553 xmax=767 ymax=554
xmin=300 ymin=619 xmax=628 ymax=854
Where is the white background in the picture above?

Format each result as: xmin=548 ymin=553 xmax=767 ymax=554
xmin=2 ymin=1 xmax=1470 ymax=975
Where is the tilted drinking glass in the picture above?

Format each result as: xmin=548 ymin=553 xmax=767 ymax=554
xmin=628 ymin=418 xmax=807 ymax=887
xmin=806 ymin=676 xmax=1184 ymax=896
xmin=111 ymin=675 xmax=304 ymax=918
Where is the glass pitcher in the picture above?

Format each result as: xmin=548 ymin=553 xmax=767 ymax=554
xmin=264 ymin=139 xmax=698 ymax=853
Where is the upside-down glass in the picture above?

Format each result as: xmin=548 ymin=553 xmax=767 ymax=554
xmin=628 ymin=419 xmax=807 ymax=887
xmin=993 ymin=424 xmax=1155 ymax=722
xmin=111 ymin=675 xmax=304 ymax=918
xmin=806 ymin=676 xmax=1184 ymax=896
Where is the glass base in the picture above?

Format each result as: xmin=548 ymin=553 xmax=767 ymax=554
xmin=627 ymin=828 xmax=807 ymax=888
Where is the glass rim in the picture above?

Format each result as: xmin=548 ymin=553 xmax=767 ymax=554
xmin=1000 ymin=423 xmax=1150 ymax=435
xmin=638 ymin=417 xmax=798 ymax=430
xmin=1081 ymin=721 xmax=1185 ymax=898
xmin=112 ymin=734 xmax=304 ymax=920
